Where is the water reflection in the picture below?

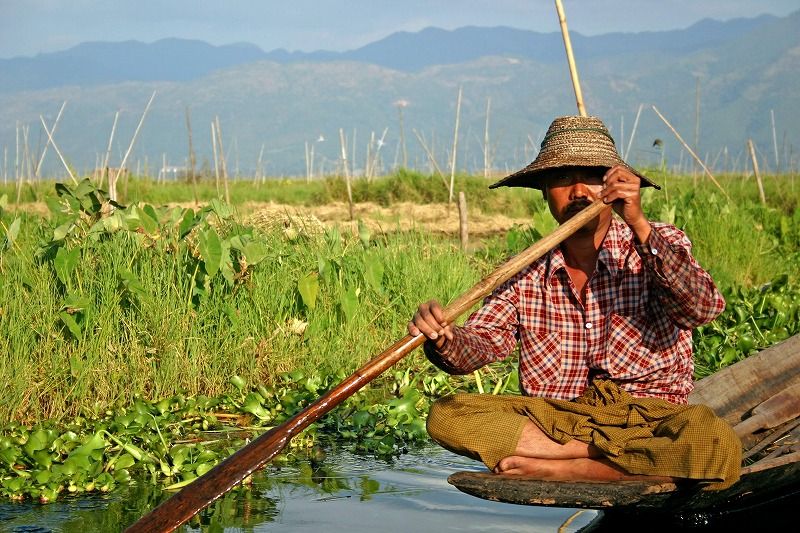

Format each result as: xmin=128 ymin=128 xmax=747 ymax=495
xmin=7 ymin=436 xmax=800 ymax=532
xmin=1 ymin=440 xmax=597 ymax=532
xmin=5 ymin=437 xmax=800 ymax=532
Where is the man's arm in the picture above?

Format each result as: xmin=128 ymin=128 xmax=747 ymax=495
xmin=637 ymin=225 xmax=725 ymax=328
xmin=599 ymin=165 xmax=724 ymax=328
xmin=408 ymin=285 xmax=520 ymax=374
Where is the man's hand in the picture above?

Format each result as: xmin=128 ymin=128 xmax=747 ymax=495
xmin=600 ymin=165 xmax=652 ymax=244
xmin=408 ymin=300 xmax=453 ymax=350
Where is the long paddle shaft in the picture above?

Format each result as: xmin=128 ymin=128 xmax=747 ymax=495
xmin=125 ymin=199 xmax=609 ymax=533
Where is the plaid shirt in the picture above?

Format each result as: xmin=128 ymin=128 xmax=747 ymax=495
xmin=425 ymin=218 xmax=725 ymax=404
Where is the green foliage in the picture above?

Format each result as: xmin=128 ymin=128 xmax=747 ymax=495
xmin=1 ymin=171 xmax=799 ymax=504
xmin=694 ymin=274 xmax=799 ymax=376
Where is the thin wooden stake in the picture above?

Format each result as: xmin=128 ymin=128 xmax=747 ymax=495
xmin=651 ymin=106 xmax=732 ymax=204
xmin=458 ymin=191 xmax=469 ymax=253
xmin=624 ymin=104 xmax=643 ymax=160
xmin=339 ymin=128 xmax=353 ymax=221
xmin=100 ymin=110 xmax=120 ymax=195
xmin=214 ymin=116 xmax=230 ymax=204
xmin=117 ymin=91 xmax=156 ymax=204
xmin=185 ymin=106 xmax=199 ymax=206
xmin=211 ymin=122 xmax=220 ymax=197
xmin=771 ymin=109 xmax=780 ymax=175
xmin=35 ymin=101 xmax=66 ymax=180
xmin=449 ymin=84 xmax=462 ymax=204
xmin=484 ymin=96 xmax=491 ymax=179
xmin=38 ymin=115 xmax=76 ymax=185
xmin=748 ymin=139 xmax=767 ymax=205
xmin=413 ymin=129 xmax=449 ymax=188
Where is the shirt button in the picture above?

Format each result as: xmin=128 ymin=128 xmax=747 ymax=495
xmin=585 ymin=322 xmax=593 ymax=329
xmin=651 ymin=247 xmax=659 ymax=255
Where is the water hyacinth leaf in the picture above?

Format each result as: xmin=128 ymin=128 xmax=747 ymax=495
xmin=229 ymin=375 xmax=246 ymax=391
xmin=297 ymin=272 xmax=319 ymax=309
xmin=0 ymin=448 xmax=17 ymax=466
xmin=364 ymin=255 xmax=384 ymax=295
xmin=70 ymin=431 xmax=107 ymax=457
xmin=195 ymin=462 xmax=214 ymax=477
xmin=23 ymin=429 xmax=50 ymax=457
xmin=340 ymin=286 xmax=359 ymax=322
xmin=114 ymin=453 xmax=136 ymax=470
xmin=241 ymin=393 xmax=270 ymax=420
xmin=199 ymin=228 xmax=223 ymax=277
xmin=54 ymin=246 xmax=80 ymax=285
xmin=33 ymin=450 xmax=53 ymax=469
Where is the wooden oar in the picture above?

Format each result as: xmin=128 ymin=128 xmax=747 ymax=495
xmin=733 ymin=383 xmax=800 ymax=439
xmin=123 ymin=198 xmax=609 ymax=532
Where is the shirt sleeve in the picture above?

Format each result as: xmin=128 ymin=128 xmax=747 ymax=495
xmin=423 ymin=277 xmax=521 ymax=374
xmin=636 ymin=223 xmax=725 ymax=329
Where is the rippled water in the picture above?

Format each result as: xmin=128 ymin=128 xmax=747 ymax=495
xmin=0 ymin=442 xmax=598 ymax=533
xmin=4 ymin=440 xmax=800 ymax=533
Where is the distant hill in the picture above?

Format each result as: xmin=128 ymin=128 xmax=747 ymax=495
xmin=1 ymin=12 xmax=798 ymax=179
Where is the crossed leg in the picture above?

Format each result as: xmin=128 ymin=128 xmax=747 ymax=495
xmin=493 ymin=420 xmax=676 ymax=482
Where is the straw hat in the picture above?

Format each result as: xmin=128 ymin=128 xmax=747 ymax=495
xmin=489 ymin=115 xmax=660 ymax=190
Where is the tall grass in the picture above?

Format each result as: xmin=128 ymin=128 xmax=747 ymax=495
xmin=1 ymin=170 xmax=798 ymax=424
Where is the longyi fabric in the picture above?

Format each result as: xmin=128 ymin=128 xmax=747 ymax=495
xmin=427 ymin=381 xmax=741 ymax=490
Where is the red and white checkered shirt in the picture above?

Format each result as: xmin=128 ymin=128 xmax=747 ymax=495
xmin=425 ymin=218 xmax=725 ymax=404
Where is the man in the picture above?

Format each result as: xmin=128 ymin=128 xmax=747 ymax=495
xmin=408 ymin=115 xmax=741 ymax=489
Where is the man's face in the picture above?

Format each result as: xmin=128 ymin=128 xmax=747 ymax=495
xmin=542 ymin=166 xmax=609 ymax=229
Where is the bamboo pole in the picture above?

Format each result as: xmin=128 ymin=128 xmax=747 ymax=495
xmin=449 ymin=84 xmax=462 ymax=204
xmin=185 ymin=106 xmax=199 ymax=206
xmin=397 ymin=101 xmax=408 ymax=168
xmin=118 ymin=91 xmax=156 ymax=204
xmin=35 ymin=101 xmax=66 ymax=180
xmin=624 ymin=104 xmax=643 ymax=161
xmin=38 ymin=115 xmax=76 ymax=185
xmin=339 ymin=128 xmax=353 ymax=221
xmin=651 ymin=106 xmax=732 ymax=204
xmin=554 ymin=0 xmax=586 ymax=117
xmin=458 ymin=191 xmax=469 ymax=253
xmin=771 ymin=109 xmax=779 ymax=175
xmin=214 ymin=116 xmax=230 ymax=204
xmin=100 ymin=110 xmax=120 ymax=192
xmin=211 ymin=122 xmax=220 ymax=197
xmin=124 ymin=198 xmax=610 ymax=533
xmin=484 ymin=96 xmax=491 ymax=179
xmin=413 ymin=129 xmax=449 ymax=188
xmin=747 ymin=139 xmax=766 ymax=205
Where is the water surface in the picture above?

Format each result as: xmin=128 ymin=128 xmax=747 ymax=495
xmin=0 ymin=442 xmax=598 ymax=532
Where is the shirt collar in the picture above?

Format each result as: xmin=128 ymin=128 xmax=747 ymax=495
xmin=547 ymin=217 xmax=634 ymax=279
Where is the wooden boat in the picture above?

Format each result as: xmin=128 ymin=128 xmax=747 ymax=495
xmin=448 ymin=333 xmax=800 ymax=523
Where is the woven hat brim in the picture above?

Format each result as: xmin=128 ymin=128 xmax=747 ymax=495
xmin=489 ymin=162 xmax=660 ymax=190
xmin=489 ymin=115 xmax=660 ymax=190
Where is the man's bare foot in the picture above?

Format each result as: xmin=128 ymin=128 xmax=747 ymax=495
xmin=494 ymin=455 xmax=676 ymax=483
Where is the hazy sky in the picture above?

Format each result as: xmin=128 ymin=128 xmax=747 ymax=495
xmin=1 ymin=0 xmax=799 ymax=59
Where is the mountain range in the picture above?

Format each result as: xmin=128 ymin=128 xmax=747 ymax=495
xmin=1 ymin=11 xmax=798 ymax=179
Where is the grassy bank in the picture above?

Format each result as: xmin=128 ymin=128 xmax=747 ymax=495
xmin=1 ymin=170 xmax=799 ymax=503
xmin=0 ymin=170 xmax=799 ymax=425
